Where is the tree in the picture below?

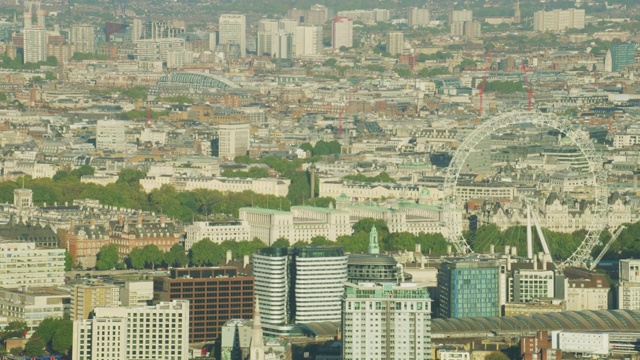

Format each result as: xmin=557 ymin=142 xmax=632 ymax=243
xmin=96 ymin=244 xmax=119 ymax=270
xmin=117 ymin=168 xmax=146 ymax=186
xmin=64 ymin=251 xmax=73 ymax=271
xmin=45 ymin=71 xmax=57 ymax=80
xmin=323 ymin=58 xmax=337 ymax=67
xmin=24 ymin=336 xmax=45 ymax=357
xmin=9 ymin=347 xmax=22 ymax=356
xmin=352 ymin=218 xmax=389 ymax=239
xmin=165 ymin=243 xmax=189 ymax=268
xmin=485 ymin=351 xmax=509 ymax=360
xmin=51 ymin=320 xmax=73 ymax=355
xmin=271 ymin=238 xmax=290 ymax=248
xmin=32 ymin=318 xmax=58 ymax=345
xmin=127 ymin=248 xmax=146 ymax=270
xmin=189 ymin=238 xmax=225 ymax=266
xmin=2 ymin=321 xmax=27 ymax=339
xmin=142 ymin=244 xmax=164 ymax=269
xmin=309 ymin=236 xmax=335 ymax=246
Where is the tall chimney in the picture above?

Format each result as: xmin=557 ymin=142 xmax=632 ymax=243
xmin=511 ymin=246 xmax=517 ymax=257
xmin=415 ymin=244 xmax=422 ymax=254
xmin=226 ymin=250 xmax=233 ymax=263
xmin=243 ymin=255 xmax=250 ymax=268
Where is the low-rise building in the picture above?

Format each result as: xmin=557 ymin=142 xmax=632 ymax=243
xmin=184 ymin=220 xmax=251 ymax=250
xmin=0 ymin=287 xmax=69 ymax=334
xmin=140 ymin=176 xmax=290 ymax=197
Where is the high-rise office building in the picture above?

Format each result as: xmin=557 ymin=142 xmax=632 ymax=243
xmin=72 ymin=301 xmax=189 ymax=360
xmin=331 ymin=16 xmax=353 ymax=49
xmin=307 ymin=4 xmax=329 ymax=25
xmin=257 ymin=19 xmax=278 ymax=56
xmin=605 ymin=43 xmax=637 ymax=73
xmin=387 ymin=31 xmax=404 ymax=56
xmin=438 ymin=259 xmax=503 ymax=318
xmin=71 ymin=24 xmax=95 ymax=54
xmin=155 ymin=267 xmax=254 ymax=343
xmin=219 ymin=14 xmax=246 ymax=56
xmin=217 ymin=123 xmax=250 ymax=160
xmin=0 ymin=242 xmax=64 ymax=289
xmin=294 ymin=25 xmax=322 ymax=56
xmin=533 ymin=8 xmax=585 ymax=32
xmin=252 ymin=247 xmax=348 ymax=336
xmin=408 ymin=7 xmax=430 ymax=27
xmin=342 ymin=282 xmax=432 ymax=360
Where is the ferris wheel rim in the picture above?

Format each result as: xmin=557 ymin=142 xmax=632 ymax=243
xmin=440 ymin=110 xmax=609 ymax=269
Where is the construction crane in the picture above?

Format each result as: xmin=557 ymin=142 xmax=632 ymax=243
xmin=479 ymin=48 xmax=492 ymax=116
xmin=589 ymin=225 xmax=626 ymax=271
xmin=522 ymin=62 xmax=534 ymax=111
xmin=338 ymin=84 xmax=360 ymax=140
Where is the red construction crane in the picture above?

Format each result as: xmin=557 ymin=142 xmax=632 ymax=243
xmin=479 ymin=48 xmax=493 ymax=116
xmin=338 ymin=84 xmax=360 ymax=140
xmin=522 ymin=62 xmax=534 ymax=111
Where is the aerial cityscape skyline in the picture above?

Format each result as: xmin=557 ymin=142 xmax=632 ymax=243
xmin=0 ymin=0 xmax=637 ymax=359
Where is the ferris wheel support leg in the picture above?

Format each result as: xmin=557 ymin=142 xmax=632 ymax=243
xmin=532 ymin=210 xmax=551 ymax=259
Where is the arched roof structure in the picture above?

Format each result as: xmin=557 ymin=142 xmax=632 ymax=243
xmin=158 ymin=72 xmax=240 ymax=90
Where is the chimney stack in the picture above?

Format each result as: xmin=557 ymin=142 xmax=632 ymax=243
xmin=243 ymin=255 xmax=250 ymax=268
xmin=226 ymin=250 xmax=233 ymax=263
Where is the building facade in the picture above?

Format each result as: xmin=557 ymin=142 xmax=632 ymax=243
xmin=387 ymin=31 xmax=404 ymax=56
xmin=72 ymin=284 xmax=121 ymax=320
xmin=331 ymin=17 xmax=353 ymax=49
xmin=71 ymin=25 xmax=95 ymax=54
xmin=0 ymin=242 xmax=64 ymax=289
xmin=72 ymin=301 xmax=189 ymax=360
xmin=155 ymin=267 xmax=254 ymax=343
xmin=533 ymin=9 xmax=585 ymax=32
xmin=219 ymin=14 xmax=246 ymax=56
xmin=252 ymin=247 xmax=348 ymax=335
xmin=218 ymin=123 xmax=250 ymax=160
xmin=438 ymin=259 xmax=503 ymax=318
xmin=408 ymin=7 xmax=430 ymax=27
xmin=294 ymin=25 xmax=322 ymax=56
xmin=342 ymin=282 xmax=432 ymax=360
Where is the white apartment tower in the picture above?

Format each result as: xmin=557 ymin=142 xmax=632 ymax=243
xmin=0 ymin=242 xmax=65 ymax=289
xmin=342 ymin=282 xmax=432 ymax=360
xmin=72 ymin=301 xmax=189 ymax=360
xmin=533 ymin=8 xmax=585 ymax=32
xmin=23 ymin=1 xmax=47 ymax=64
xmin=619 ymin=259 xmax=640 ymax=310
xmin=252 ymin=247 xmax=348 ymax=336
xmin=331 ymin=16 xmax=353 ymax=49
xmin=71 ymin=25 xmax=95 ymax=54
xmin=387 ymin=31 xmax=404 ymax=56
xmin=294 ymin=25 xmax=322 ymax=56
xmin=408 ymin=7 xmax=430 ymax=27
xmin=96 ymin=119 xmax=127 ymax=152
xmin=217 ymin=123 xmax=250 ymax=160
xmin=219 ymin=14 xmax=246 ymax=56
xmin=257 ymin=19 xmax=278 ymax=56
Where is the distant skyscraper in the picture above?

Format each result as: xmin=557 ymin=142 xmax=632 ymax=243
xmin=342 ymin=282 xmax=432 ymax=360
xmin=514 ymin=0 xmax=522 ymax=23
xmin=331 ymin=16 xmax=353 ymax=49
xmin=408 ymin=7 xmax=430 ymax=27
xmin=387 ymin=31 xmax=404 ymax=56
xmin=131 ymin=18 xmax=144 ymax=41
xmin=533 ymin=9 xmax=585 ymax=32
xmin=450 ymin=10 xmax=481 ymax=38
xmin=219 ymin=14 xmax=246 ymax=56
xmin=605 ymin=43 xmax=637 ymax=72
xmin=294 ymin=25 xmax=322 ymax=56
xmin=71 ymin=25 xmax=95 ymax=54
xmin=257 ymin=19 xmax=278 ymax=56
xmin=252 ymin=247 xmax=348 ymax=336
xmin=22 ymin=2 xmax=46 ymax=64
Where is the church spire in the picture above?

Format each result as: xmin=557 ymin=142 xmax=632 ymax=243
xmin=369 ymin=226 xmax=379 ymax=254
xmin=249 ymin=296 xmax=265 ymax=360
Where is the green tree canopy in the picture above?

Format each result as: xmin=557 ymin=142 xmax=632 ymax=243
xmin=2 ymin=321 xmax=27 ymax=339
xmin=96 ymin=244 xmax=119 ymax=270
xmin=24 ymin=336 xmax=45 ymax=357
xmin=271 ymin=237 xmax=290 ymax=248
xmin=485 ymin=351 xmax=509 ymax=360
xmin=165 ymin=243 xmax=189 ymax=268
xmin=51 ymin=320 xmax=73 ymax=355
xmin=189 ymin=238 xmax=225 ymax=266
xmin=343 ymin=172 xmax=395 ymax=183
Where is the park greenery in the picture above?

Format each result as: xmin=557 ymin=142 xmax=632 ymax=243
xmin=0 ymin=54 xmax=57 ymax=70
xmin=300 ymin=140 xmax=341 ymax=157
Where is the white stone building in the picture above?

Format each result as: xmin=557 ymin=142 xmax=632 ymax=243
xmin=184 ymin=220 xmax=251 ymax=249
xmin=342 ymin=282 xmax=431 ymax=360
xmin=139 ymin=176 xmax=290 ymax=197
xmin=72 ymin=300 xmax=189 ymax=360
xmin=0 ymin=242 xmax=65 ymax=289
